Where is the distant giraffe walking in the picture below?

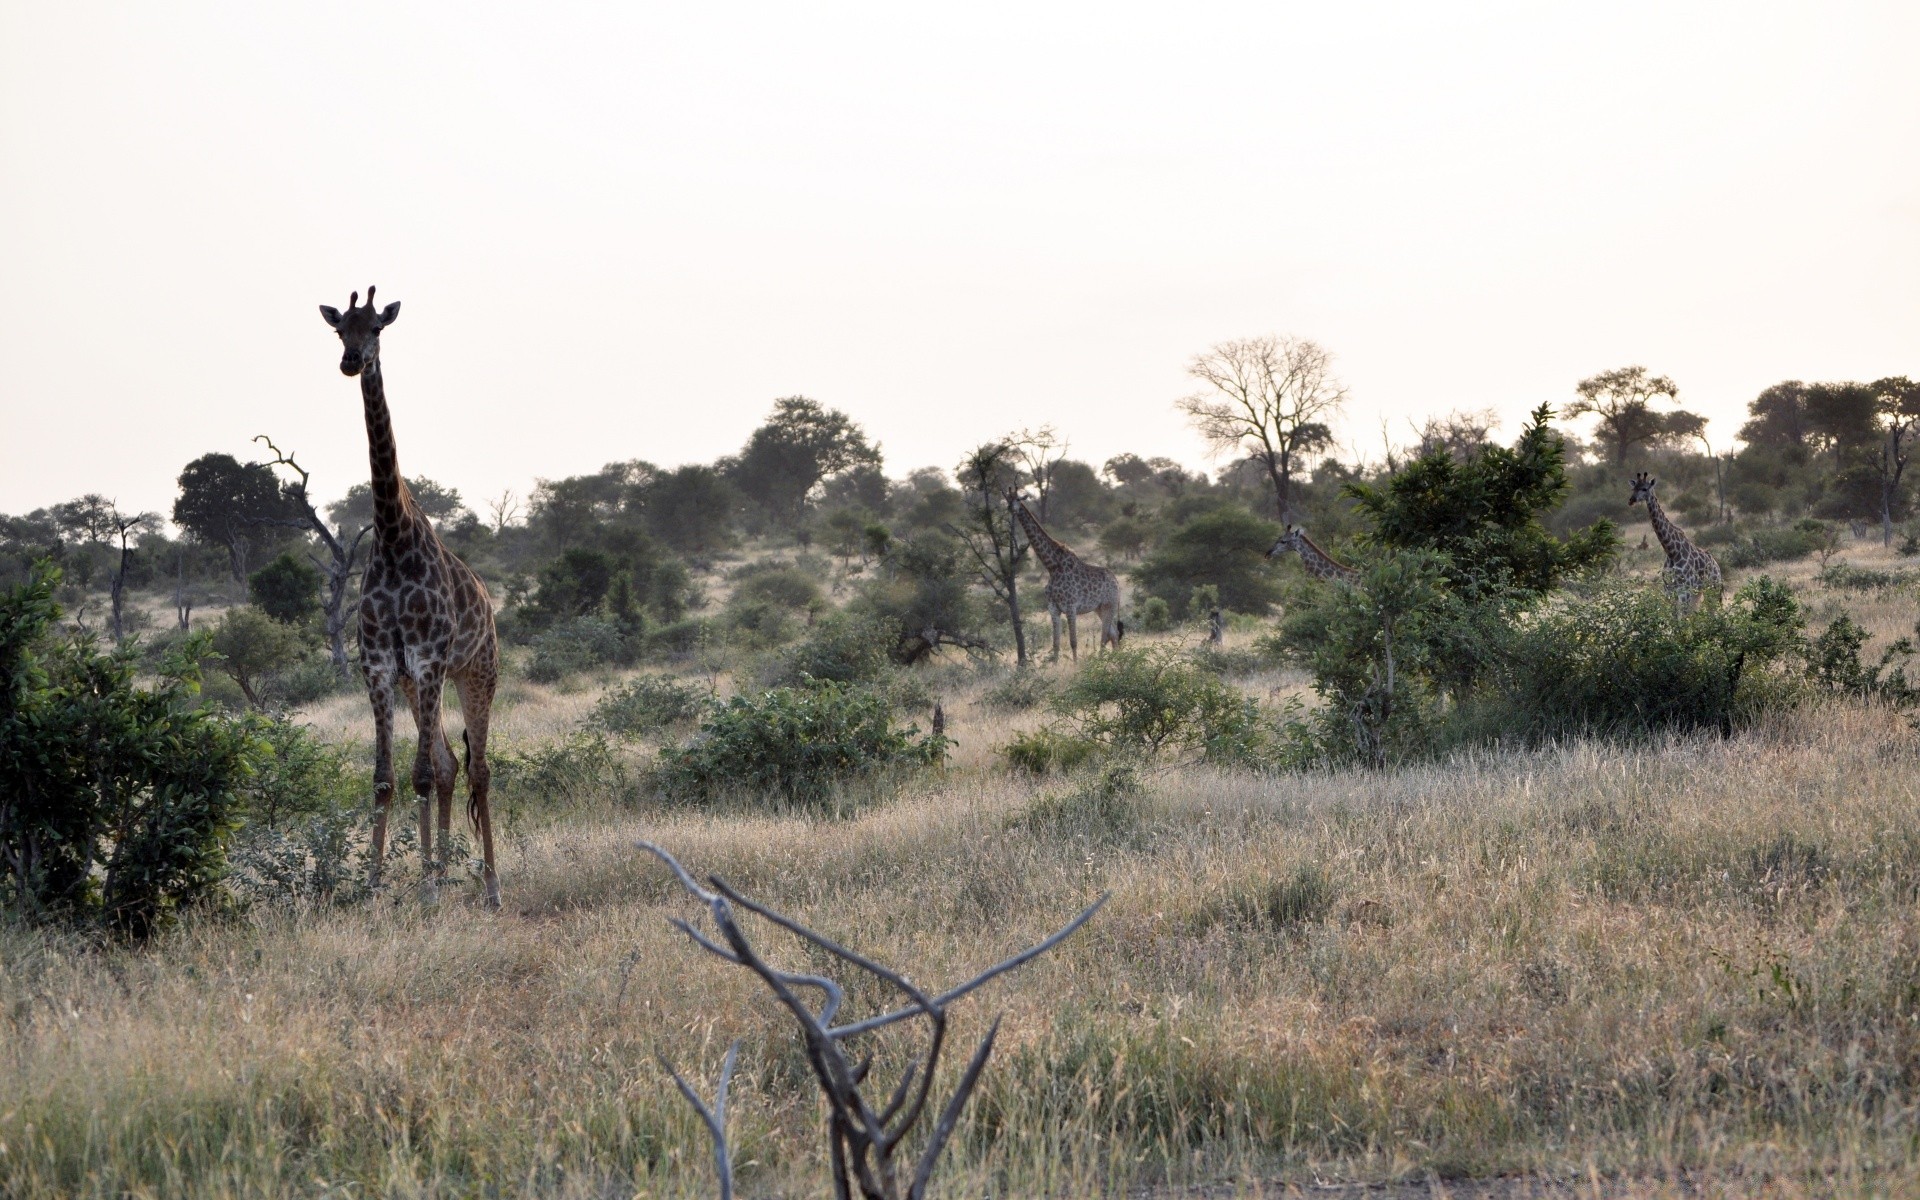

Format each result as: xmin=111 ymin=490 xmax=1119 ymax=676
xmin=1628 ymin=471 xmax=1721 ymax=614
xmin=320 ymin=287 xmax=503 ymax=910
xmin=1266 ymin=525 xmax=1359 ymax=584
xmin=1006 ymin=490 xmax=1122 ymax=659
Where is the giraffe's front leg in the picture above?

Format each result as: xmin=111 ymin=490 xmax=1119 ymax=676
xmin=1066 ymin=610 xmax=1080 ymax=661
xmin=365 ymin=669 xmax=398 ymax=893
xmin=1049 ymin=605 xmax=1064 ymax=661
xmin=408 ymin=666 xmax=451 ymax=904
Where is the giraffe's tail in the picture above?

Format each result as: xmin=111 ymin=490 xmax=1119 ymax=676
xmin=462 ymin=728 xmax=479 ymax=830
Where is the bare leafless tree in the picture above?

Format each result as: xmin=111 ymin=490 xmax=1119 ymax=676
xmin=253 ymin=436 xmax=372 ymax=681
xmin=486 ymin=487 xmax=523 ymax=535
xmin=1178 ymin=335 xmax=1348 ymax=521
xmin=1011 ymin=425 xmax=1067 ymax=522
xmin=1412 ymin=408 xmax=1499 ymax=461
xmin=639 ymin=842 xmax=1104 ymax=1200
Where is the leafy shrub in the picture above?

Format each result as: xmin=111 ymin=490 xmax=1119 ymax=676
xmin=589 ymin=673 xmax=710 ymax=738
xmin=1479 ymin=578 xmax=1807 ymax=739
xmin=772 ymin=611 xmax=893 ymax=686
xmin=210 ymin=606 xmax=309 ymax=709
xmin=1134 ymin=505 xmax=1285 ymax=618
xmin=1001 ymin=726 xmax=1099 ymax=775
xmin=1 ymin=564 xmax=262 ymax=938
xmin=1721 ymin=520 xmax=1827 ymax=569
xmin=277 ymin=651 xmax=354 ymax=707
xmin=981 ymin=668 xmax=1056 ymax=712
xmin=1194 ymin=864 xmax=1338 ymax=933
xmin=228 ymin=716 xmax=366 ymax=906
xmin=248 ymin=552 xmax=322 ymax=624
xmin=1806 ymin=614 xmax=1919 ymax=704
xmin=1010 ymin=762 xmax=1144 ymax=842
xmin=645 ymin=617 xmax=711 ymax=658
xmin=656 ymin=679 xmax=947 ymax=807
xmin=526 ymin=616 xmax=633 ymax=683
xmin=1049 ymin=645 xmax=1284 ymax=766
xmin=1135 ymin=596 xmax=1172 ymax=633
xmin=492 ymin=730 xmax=628 ymax=814
xmin=1817 ymin=562 xmax=1917 ymax=593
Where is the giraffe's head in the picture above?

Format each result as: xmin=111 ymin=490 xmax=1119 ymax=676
xmin=1628 ymin=472 xmax=1658 ymax=508
xmin=1003 ymin=488 xmax=1029 ymax=513
xmin=318 ymin=286 xmax=401 ymax=377
xmin=1266 ymin=525 xmax=1306 ymax=559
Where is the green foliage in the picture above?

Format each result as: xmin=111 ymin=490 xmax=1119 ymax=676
xmin=1134 ymin=505 xmax=1284 ymax=617
xmin=526 ymin=616 xmax=633 ymax=683
xmin=492 ymin=730 xmax=629 ymax=815
xmin=729 ymin=396 xmax=883 ymax=528
xmin=1479 ymin=578 xmax=1809 ymax=739
xmin=1199 ymin=864 xmax=1338 ymax=933
xmin=655 ymin=679 xmax=946 ymax=808
xmin=1816 ymin=561 xmax=1917 ymax=592
xmin=248 ymin=552 xmax=322 ymax=624
xmin=1135 ymin=596 xmax=1172 ymax=633
xmin=210 ymin=606 xmax=309 ymax=709
xmin=1010 ymin=762 xmax=1144 ymax=842
xmin=0 ymin=564 xmax=262 ymax=938
xmin=1806 ymin=615 xmax=1919 ymax=704
xmin=1345 ymin=404 xmax=1618 ymax=595
xmin=850 ymin=535 xmax=988 ymax=665
xmin=1049 ymin=645 xmax=1285 ymax=766
xmin=227 ymin=716 xmax=366 ymax=907
xmin=1001 ymin=726 xmax=1099 ymax=776
xmin=723 ymin=563 xmax=824 ymax=648
xmin=981 ymin=667 xmax=1056 ymax=712
xmin=588 ymin=674 xmax=710 ymax=738
xmin=1274 ymin=548 xmax=1451 ymax=766
xmin=771 ymin=611 xmax=893 ymax=687
xmin=1721 ymin=520 xmax=1829 ymax=569
xmin=172 ymin=452 xmax=298 ymax=578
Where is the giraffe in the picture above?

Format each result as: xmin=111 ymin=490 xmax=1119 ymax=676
xmin=1005 ymin=490 xmax=1122 ymax=659
xmin=1628 ymin=471 xmax=1722 ymax=614
xmin=319 ymin=287 xmax=503 ymax=910
xmin=1266 ymin=525 xmax=1359 ymax=584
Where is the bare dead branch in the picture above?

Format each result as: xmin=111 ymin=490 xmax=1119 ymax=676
xmin=660 ymin=1040 xmax=739 ymax=1200
xmin=637 ymin=842 xmax=1101 ymax=1199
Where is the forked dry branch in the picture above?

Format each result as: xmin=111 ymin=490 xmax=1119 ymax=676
xmin=638 ymin=841 xmax=1106 ymax=1200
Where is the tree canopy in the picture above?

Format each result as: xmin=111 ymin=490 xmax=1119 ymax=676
xmin=728 ymin=397 xmax=882 ymax=527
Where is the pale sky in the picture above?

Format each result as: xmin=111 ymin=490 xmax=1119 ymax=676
xmin=2 ymin=2 xmax=1916 ymax=520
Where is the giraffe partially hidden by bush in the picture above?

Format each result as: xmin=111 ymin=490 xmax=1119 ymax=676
xmin=1629 ymin=471 xmax=1722 ymax=614
xmin=1006 ymin=490 xmax=1122 ymax=659
xmin=1266 ymin=525 xmax=1359 ymax=584
xmin=319 ymin=287 xmax=503 ymax=910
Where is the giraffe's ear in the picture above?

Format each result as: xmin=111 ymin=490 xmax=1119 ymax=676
xmin=319 ymin=305 xmax=344 ymax=329
xmin=376 ymin=302 xmax=401 ymax=328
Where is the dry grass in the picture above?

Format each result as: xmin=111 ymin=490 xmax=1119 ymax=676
xmin=8 ymin=551 xmax=1920 ymax=1197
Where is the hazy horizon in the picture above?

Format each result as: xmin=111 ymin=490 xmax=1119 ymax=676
xmin=3 ymin=2 xmax=1916 ymax=520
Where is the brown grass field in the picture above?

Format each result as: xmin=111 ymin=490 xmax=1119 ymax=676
xmin=6 ymin=543 xmax=1920 ymax=1197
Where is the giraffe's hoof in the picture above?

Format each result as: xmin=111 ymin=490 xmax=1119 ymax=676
xmin=483 ymin=887 xmax=502 ymax=913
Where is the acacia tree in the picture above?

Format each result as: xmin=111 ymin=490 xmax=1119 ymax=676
xmin=54 ymin=496 xmax=157 ymax=644
xmin=1867 ymin=376 xmax=1920 ymax=546
xmin=1011 ymin=425 xmax=1067 ymax=522
xmin=728 ymin=397 xmax=883 ymax=529
xmin=949 ymin=440 xmax=1031 ymax=666
xmin=1178 ymin=335 xmax=1347 ymax=521
xmin=173 ymin=453 xmax=295 ymax=584
xmin=1568 ymin=366 xmax=1705 ymax=465
xmin=254 ymin=436 xmax=371 ymax=680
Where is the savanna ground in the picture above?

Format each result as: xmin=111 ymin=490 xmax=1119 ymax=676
xmin=6 ymin=541 xmax=1920 ymax=1198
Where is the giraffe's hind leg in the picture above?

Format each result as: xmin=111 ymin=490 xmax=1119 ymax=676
xmin=455 ymin=662 xmax=501 ymax=911
xmin=404 ymin=670 xmax=454 ymax=902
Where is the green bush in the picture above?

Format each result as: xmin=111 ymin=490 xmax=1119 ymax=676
xmin=1816 ymin=562 xmax=1917 ymax=592
xmin=981 ymin=668 xmax=1056 ymax=712
xmin=1 ymin=564 xmax=262 ymax=938
xmin=492 ymin=730 xmax=629 ymax=815
xmin=588 ymin=673 xmax=710 ymax=738
xmin=1049 ymin=645 xmax=1285 ymax=766
xmin=771 ymin=611 xmax=893 ymax=686
xmin=526 ymin=616 xmax=633 ymax=683
xmin=1479 ymin=578 xmax=1808 ymax=739
xmin=248 ymin=552 xmax=322 ymax=624
xmin=1001 ymin=726 xmax=1099 ymax=775
xmin=1010 ymin=763 xmax=1144 ymax=842
xmin=1135 ymin=596 xmax=1172 ymax=633
xmin=644 ymin=617 xmax=711 ymax=658
xmin=1134 ymin=506 xmax=1285 ymax=618
xmin=227 ymin=716 xmax=366 ymax=906
xmin=656 ymin=679 xmax=947 ymax=808
xmin=210 ymin=606 xmax=309 ymax=709
xmin=1721 ymin=520 xmax=1827 ymax=569
xmin=1806 ymin=614 xmax=1919 ymax=704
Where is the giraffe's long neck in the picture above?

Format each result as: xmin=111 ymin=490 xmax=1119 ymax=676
xmin=1294 ymin=533 xmax=1356 ymax=581
xmin=359 ymin=358 xmax=411 ymax=538
xmin=1643 ymin=494 xmax=1691 ymax=564
xmin=1013 ymin=504 xmax=1075 ymax=574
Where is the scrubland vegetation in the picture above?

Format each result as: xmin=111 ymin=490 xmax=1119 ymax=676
xmin=7 ymin=359 xmax=1920 ymax=1195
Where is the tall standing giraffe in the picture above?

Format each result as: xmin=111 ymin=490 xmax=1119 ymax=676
xmin=1628 ymin=471 xmax=1721 ymax=613
xmin=319 ymin=287 xmax=503 ymax=909
xmin=1005 ymin=490 xmax=1122 ymax=659
xmin=1266 ymin=525 xmax=1359 ymax=584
